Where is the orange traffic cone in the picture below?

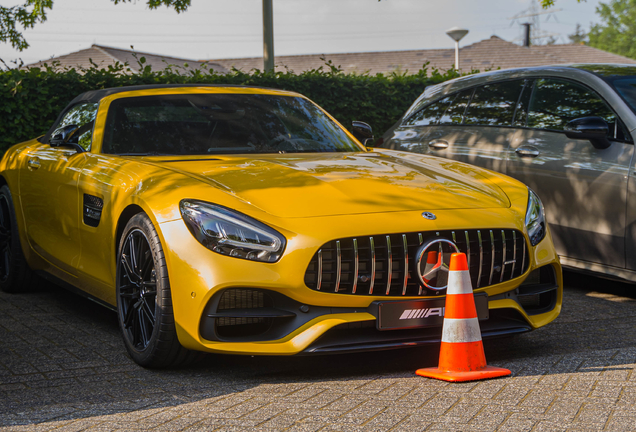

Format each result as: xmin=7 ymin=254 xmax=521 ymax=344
xmin=416 ymin=252 xmax=511 ymax=382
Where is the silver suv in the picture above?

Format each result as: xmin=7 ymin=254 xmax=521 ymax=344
xmin=379 ymin=65 xmax=636 ymax=283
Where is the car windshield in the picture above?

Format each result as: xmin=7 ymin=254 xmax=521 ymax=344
xmin=610 ymin=77 xmax=636 ymax=113
xmin=101 ymin=93 xmax=362 ymax=155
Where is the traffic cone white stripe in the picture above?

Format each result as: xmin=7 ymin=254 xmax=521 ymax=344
xmin=446 ymin=269 xmax=472 ymax=295
xmin=441 ymin=317 xmax=483 ymax=343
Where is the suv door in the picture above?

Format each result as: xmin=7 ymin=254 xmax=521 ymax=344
xmin=507 ymin=78 xmax=634 ymax=267
xmin=425 ymin=80 xmax=525 ymax=173
xmin=385 ymin=80 xmax=525 ymax=174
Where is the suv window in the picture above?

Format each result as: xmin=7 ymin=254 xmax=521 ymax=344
xmin=527 ymin=78 xmax=631 ymax=142
xmin=403 ymin=95 xmax=454 ymax=126
xmin=403 ymin=89 xmax=473 ymax=127
xmin=464 ymin=80 xmax=524 ymax=126
xmin=55 ymin=103 xmax=98 ymax=151
xmin=528 ymin=79 xmax=615 ymax=130
xmin=439 ymin=89 xmax=473 ymax=125
xmin=512 ymin=79 xmax=534 ymax=127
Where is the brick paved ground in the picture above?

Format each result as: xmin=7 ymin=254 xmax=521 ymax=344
xmin=1 ymin=272 xmax=636 ymax=431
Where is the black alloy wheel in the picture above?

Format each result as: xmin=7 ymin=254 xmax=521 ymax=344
xmin=0 ymin=185 xmax=36 ymax=293
xmin=118 ymin=228 xmax=157 ymax=351
xmin=116 ymin=213 xmax=198 ymax=368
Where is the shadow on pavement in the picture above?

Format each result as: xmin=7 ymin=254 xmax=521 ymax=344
xmin=0 ymin=283 xmax=440 ymax=426
xmin=1 ymin=270 xmax=635 ymax=426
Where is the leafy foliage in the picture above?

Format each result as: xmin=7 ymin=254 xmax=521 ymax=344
xmin=540 ymin=0 xmax=583 ymax=7
xmin=1 ymin=0 xmax=190 ymax=51
xmin=589 ymin=0 xmax=636 ymax=59
xmin=0 ymin=59 xmax=460 ymax=154
xmin=112 ymin=0 xmax=191 ymax=14
xmin=568 ymin=23 xmax=587 ymax=44
xmin=0 ymin=0 xmax=52 ymax=51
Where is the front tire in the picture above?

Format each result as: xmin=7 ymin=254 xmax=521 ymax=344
xmin=0 ymin=185 xmax=37 ymax=293
xmin=116 ymin=213 xmax=195 ymax=368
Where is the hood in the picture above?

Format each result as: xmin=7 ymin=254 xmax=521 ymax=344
xmin=154 ymin=152 xmax=510 ymax=218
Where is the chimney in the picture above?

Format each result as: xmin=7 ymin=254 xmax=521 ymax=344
xmin=522 ymin=23 xmax=531 ymax=47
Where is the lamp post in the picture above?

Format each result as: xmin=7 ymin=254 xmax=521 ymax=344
xmin=445 ymin=27 xmax=469 ymax=71
xmin=263 ymin=0 xmax=274 ymax=72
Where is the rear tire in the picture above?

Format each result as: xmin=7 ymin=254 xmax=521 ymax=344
xmin=116 ymin=213 xmax=197 ymax=368
xmin=0 ymin=185 xmax=37 ymax=293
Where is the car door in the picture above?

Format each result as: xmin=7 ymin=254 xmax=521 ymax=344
xmin=382 ymin=91 xmax=460 ymax=156
xmin=425 ymin=80 xmax=525 ymax=174
xmin=506 ymin=78 xmax=634 ymax=268
xmin=74 ymin=152 xmax=123 ymax=304
xmin=18 ymin=103 xmax=98 ymax=279
xmin=384 ymin=80 xmax=525 ymax=175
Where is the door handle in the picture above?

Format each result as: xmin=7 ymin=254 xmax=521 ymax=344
xmin=27 ymin=158 xmax=41 ymax=169
xmin=428 ymin=139 xmax=449 ymax=150
xmin=515 ymin=146 xmax=540 ymax=157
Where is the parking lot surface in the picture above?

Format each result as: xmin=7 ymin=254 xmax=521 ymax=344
xmin=1 ymin=271 xmax=636 ymax=431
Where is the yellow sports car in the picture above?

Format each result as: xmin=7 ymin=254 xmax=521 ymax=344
xmin=0 ymin=85 xmax=562 ymax=367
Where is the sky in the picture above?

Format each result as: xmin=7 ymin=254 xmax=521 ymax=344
xmin=0 ymin=0 xmax=605 ymax=67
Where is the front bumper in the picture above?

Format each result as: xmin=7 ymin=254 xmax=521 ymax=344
xmin=157 ymin=209 xmax=562 ymax=356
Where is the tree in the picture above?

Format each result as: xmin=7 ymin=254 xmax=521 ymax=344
xmin=1 ymin=0 xmax=191 ymax=51
xmin=568 ymin=23 xmax=587 ymax=44
xmin=1 ymin=0 xmax=51 ymax=51
xmin=588 ymin=0 xmax=636 ymax=59
xmin=539 ymin=0 xmax=580 ymax=7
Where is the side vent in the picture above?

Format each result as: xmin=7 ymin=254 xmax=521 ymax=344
xmin=83 ymin=194 xmax=104 ymax=227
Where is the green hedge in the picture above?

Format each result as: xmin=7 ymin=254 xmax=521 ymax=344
xmin=0 ymin=58 xmax=460 ymax=153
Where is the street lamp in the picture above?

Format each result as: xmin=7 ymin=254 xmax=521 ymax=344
xmin=445 ymin=27 xmax=469 ymax=71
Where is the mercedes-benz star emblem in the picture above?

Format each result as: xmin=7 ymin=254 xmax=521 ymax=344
xmin=421 ymin=212 xmax=437 ymax=220
xmin=415 ymin=238 xmax=460 ymax=290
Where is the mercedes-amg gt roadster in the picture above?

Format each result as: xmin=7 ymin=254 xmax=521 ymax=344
xmin=0 ymin=85 xmax=562 ymax=367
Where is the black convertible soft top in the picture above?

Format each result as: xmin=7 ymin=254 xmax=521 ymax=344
xmin=67 ymin=83 xmax=278 ymax=104
xmin=40 ymin=84 xmax=286 ymax=144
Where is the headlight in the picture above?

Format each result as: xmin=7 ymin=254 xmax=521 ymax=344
xmin=525 ymin=188 xmax=546 ymax=247
xmin=180 ymin=200 xmax=286 ymax=262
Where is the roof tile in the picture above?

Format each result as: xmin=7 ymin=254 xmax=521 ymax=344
xmin=208 ymin=36 xmax=636 ymax=75
xmin=27 ymin=44 xmax=229 ymax=74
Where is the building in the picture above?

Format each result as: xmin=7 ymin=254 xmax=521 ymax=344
xmin=27 ymin=44 xmax=229 ymax=74
xmin=209 ymin=36 xmax=636 ymax=75
xmin=28 ymin=37 xmax=636 ymax=76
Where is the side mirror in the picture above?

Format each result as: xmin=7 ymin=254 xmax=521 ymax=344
xmin=50 ymin=124 xmax=86 ymax=153
xmin=351 ymin=121 xmax=374 ymax=146
xmin=564 ymin=116 xmax=611 ymax=150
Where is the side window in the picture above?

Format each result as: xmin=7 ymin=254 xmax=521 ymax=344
xmin=55 ymin=103 xmax=98 ymax=151
xmin=403 ymin=95 xmax=454 ymax=127
xmin=527 ymin=79 xmax=618 ymax=135
xmin=463 ymin=80 xmax=524 ymax=126
xmin=438 ymin=89 xmax=473 ymax=125
xmin=402 ymin=89 xmax=473 ymax=127
xmin=512 ymin=79 xmax=534 ymax=127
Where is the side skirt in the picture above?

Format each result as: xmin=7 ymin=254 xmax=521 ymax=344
xmin=560 ymin=256 xmax=636 ymax=284
xmin=35 ymin=270 xmax=117 ymax=312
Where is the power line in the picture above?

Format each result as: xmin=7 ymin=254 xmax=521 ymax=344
xmin=509 ymin=0 xmax=563 ymax=45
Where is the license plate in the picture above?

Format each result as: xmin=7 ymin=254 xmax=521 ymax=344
xmin=373 ymin=293 xmax=489 ymax=331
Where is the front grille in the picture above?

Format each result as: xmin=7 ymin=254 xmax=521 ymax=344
xmin=304 ymin=229 xmax=528 ymax=296
xmin=215 ymin=289 xmax=273 ymax=337
xmin=217 ymin=288 xmax=270 ymax=310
